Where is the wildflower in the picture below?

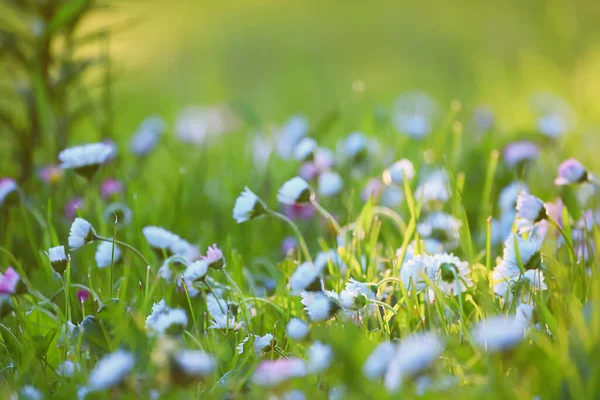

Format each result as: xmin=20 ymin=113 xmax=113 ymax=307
xmin=290 ymin=263 xmax=322 ymax=293
xmin=68 ymin=218 xmax=95 ymax=250
xmin=65 ymin=197 xmax=84 ymax=220
xmin=499 ymin=181 xmax=528 ymax=213
xmin=38 ymin=165 xmax=63 ymax=185
xmin=130 ymin=115 xmax=165 ymax=156
xmin=206 ymin=294 xmax=245 ymax=331
xmin=382 ymin=159 xmax=415 ymax=185
xmin=95 ymin=241 xmax=121 ymax=268
xmin=339 ymin=132 xmax=369 ymax=163
xmin=384 ymin=332 xmax=444 ymax=392
xmin=0 ymin=267 xmax=25 ymax=296
xmin=59 ymin=142 xmax=116 ymax=180
xmin=339 ymin=279 xmax=375 ymax=310
xmin=88 ymin=349 xmax=134 ymax=391
xmin=416 ymin=212 xmax=462 ymax=253
xmin=233 ymin=187 xmax=267 ymax=223
xmin=77 ymin=290 xmax=90 ymax=303
xmin=203 ymin=244 xmax=225 ymax=269
xmin=278 ymin=177 xmax=312 ymax=205
xmin=415 ymin=171 xmax=449 ymax=212
xmin=146 ymin=301 xmax=188 ymax=335
xmin=183 ymin=260 xmax=209 ymax=283
xmin=401 ymin=253 xmax=471 ymax=296
xmin=159 ymin=256 xmax=189 ymax=287
xmin=314 ymin=147 xmax=335 ymax=171
xmin=283 ymin=203 xmax=315 ymax=220
xmin=253 ymin=358 xmax=307 ymax=387
xmin=516 ymin=191 xmax=546 ymax=223
xmin=318 ymin=171 xmax=343 ymax=197
xmin=555 ymin=158 xmax=589 ymax=185
xmin=531 ymin=91 xmax=575 ymax=138
xmin=472 ymin=315 xmax=526 ymax=352
xmin=299 ymin=162 xmax=320 ymax=181
xmin=281 ymin=236 xmax=298 ymax=256
xmin=301 ymin=291 xmax=340 ymax=321
xmin=100 ymin=178 xmax=124 ymax=199
xmin=276 ymin=116 xmax=309 ymax=159
xmin=0 ymin=178 xmax=19 ymax=207
xmin=46 ymin=245 xmax=68 ymax=274
xmin=252 ymin=133 xmax=274 ymax=173
xmin=142 ymin=226 xmax=184 ymax=256
xmin=392 ymin=91 xmax=440 ymax=139
xmin=515 ymin=303 xmax=535 ymax=327
xmin=58 ymin=360 xmax=79 ymax=377
xmin=286 ymin=318 xmax=309 ymax=341
xmin=380 ymin=185 xmax=404 ymax=207
xmin=294 ymin=137 xmax=318 ymax=161
xmin=503 ymin=141 xmax=539 ymax=168
xmin=361 ymin=178 xmax=384 ymax=202
xmin=237 ymin=333 xmax=275 ymax=355
xmin=176 ymin=104 xmax=239 ymax=145
xmin=20 ymin=385 xmax=43 ymax=400
xmin=307 ymin=341 xmax=333 ymax=373
xmin=172 ymin=349 xmax=216 ymax=382
xmin=103 ymin=202 xmax=133 ymax=228
xmin=363 ymin=341 xmax=397 ymax=379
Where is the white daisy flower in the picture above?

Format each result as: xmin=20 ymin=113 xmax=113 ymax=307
xmin=276 ymin=116 xmax=309 ymax=160
xmin=294 ymin=137 xmax=318 ymax=161
xmin=415 ymin=171 xmax=450 ymax=212
xmin=59 ymin=142 xmax=116 ymax=179
xmin=318 ymin=171 xmax=343 ymax=197
xmin=340 ymin=132 xmax=368 ymax=163
xmin=158 ymin=256 xmax=189 ymax=287
xmin=145 ymin=299 xmax=170 ymax=329
xmin=68 ymin=218 xmax=95 ymax=250
xmin=95 ymin=241 xmax=121 ymax=268
xmin=206 ymin=295 xmax=244 ymax=331
xmin=307 ymin=341 xmax=333 ymax=374
xmin=363 ymin=341 xmax=397 ymax=380
xmin=142 ymin=226 xmax=182 ymax=254
xmin=384 ymin=332 xmax=444 ymax=392
xmin=380 ymin=184 xmax=404 ymax=207
xmin=555 ymin=158 xmax=588 ymax=186
xmin=392 ymin=91 xmax=440 ymax=139
xmin=236 ymin=333 xmax=275 ymax=355
xmin=46 ymin=245 xmax=68 ymax=274
xmin=174 ymin=349 xmax=216 ymax=377
xmin=233 ymin=187 xmax=267 ymax=223
xmin=417 ymin=212 xmax=462 ymax=253
xmin=499 ymin=181 xmax=528 ymax=213
xmin=253 ymin=358 xmax=307 ymax=387
xmin=57 ymin=360 xmax=79 ymax=377
xmin=531 ymin=91 xmax=575 ymax=138
xmin=301 ymin=291 xmax=340 ymax=321
xmin=290 ymin=262 xmax=322 ymax=293
xmin=20 ymin=385 xmax=43 ymax=400
xmin=516 ymin=191 xmax=546 ymax=223
xmin=0 ymin=178 xmax=18 ymax=207
xmin=286 ymin=318 xmax=309 ymax=341
xmin=130 ymin=115 xmax=165 ymax=156
xmin=340 ymin=279 xmax=375 ymax=310
xmin=278 ymin=177 xmax=312 ymax=205
xmin=88 ymin=349 xmax=134 ymax=392
xmin=183 ymin=260 xmax=209 ymax=283
xmin=382 ymin=159 xmax=415 ymax=185
xmin=432 ymin=253 xmax=472 ymax=295
xmin=152 ymin=308 xmax=188 ymax=336
xmin=472 ymin=315 xmax=526 ymax=352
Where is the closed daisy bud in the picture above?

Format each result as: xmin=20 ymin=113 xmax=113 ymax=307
xmin=278 ymin=177 xmax=312 ymax=205
xmin=294 ymin=137 xmax=318 ymax=161
xmin=203 ymin=244 xmax=224 ymax=269
xmin=307 ymin=341 xmax=333 ymax=374
xmin=253 ymin=358 xmax=307 ymax=387
xmin=0 ymin=178 xmax=19 ymax=208
xmin=88 ymin=349 xmax=134 ymax=392
xmin=382 ymin=159 xmax=415 ymax=185
xmin=555 ymin=158 xmax=588 ymax=185
xmin=317 ymin=171 xmax=343 ymax=197
xmin=95 ymin=242 xmax=121 ymax=268
xmin=68 ymin=218 xmax=95 ymax=250
xmin=290 ymin=263 xmax=322 ymax=293
xmin=183 ymin=260 xmax=209 ymax=283
xmin=472 ymin=315 xmax=525 ymax=353
xmin=286 ymin=318 xmax=309 ymax=341
xmin=46 ymin=245 xmax=68 ymax=274
xmin=233 ymin=187 xmax=267 ymax=223
xmin=516 ymin=191 xmax=546 ymax=223
xmin=363 ymin=341 xmax=397 ymax=380
xmin=59 ymin=142 xmax=116 ymax=180
xmin=0 ymin=267 xmax=26 ymax=295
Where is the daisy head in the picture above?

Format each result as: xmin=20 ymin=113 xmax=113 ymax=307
xmin=416 ymin=212 xmax=462 ymax=253
xmin=0 ymin=178 xmax=19 ymax=208
xmin=142 ymin=226 xmax=181 ymax=256
xmin=170 ymin=349 xmax=216 ymax=385
xmin=59 ymin=142 xmax=116 ymax=180
xmin=301 ymin=291 xmax=340 ymax=321
xmin=130 ymin=115 xmax=165 ymax=157
xmin=294 ymin=137 xmax=318 ymax=161
xmin=340 ymin=132 xmax=368 ymax=163
xmin=253 ymin=358 xmax=307 ymax=387
xmin=95 ymin=241 xmax=121 ymax=269
xmin=278 ymin=177 xmax=313 ymax=205
xmin=503 ymin=141 xmax=539 ymax=169
xmin=68 ymin=218 xmax=96 ymax=250
xmin=363 ymin=341 xmax=397 ymax=380
xmin=286 ymin=318 xmax=309 ymax=341
xmin=46 ymin=245 xmax=68 ymax=274
xmin=383 ymin=159 xmax=415 ymax=185
xmin=317 ymin=171 xmax=343 ymax=197
xmin=0 ymin=267 xmax=25 ymax=296
xmin=290 ymin=263 xmax=322 ymax=293
xmin=233 ymin=187 xmax=267 ymax=223
xmin=100 ymin=178 xmax=124 ymax=199
xmin=87 ymin=349 xmax=134 ymax=392
xmin=555 ymin=158 xmax=588 ymax=186
xmin=433 ymin=253 xmax=472 ymax=295
xmin=203 ymin=244 xmax=224 ymax=269
xmin=307 ymin=341 xmax=333 ymax=374
xmin=472 ymin=315 xmax=526 ymax=353
xmin=183 ymin=260 xmax=209 ymax=283
xmin=516 ymin=191 xmax=546 ymax=223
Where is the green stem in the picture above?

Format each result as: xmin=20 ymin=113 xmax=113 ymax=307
xmin=369 ymin=299 xmax=397 ymax=315
xmin=372 ymin=206 xmax=407 ymax=234
xmin=182 ymin=279 xmax=199 ymax=335
xmin=268 ymin=211 xmax=312 ymax=263
xmin=548 ymin=218 xmax=577 ymax=261
xmin=376 ymin=277 xmax=403 ymax=288
xmin=310 ymin=197 xmax=342 ymax=234
xmin=243 ymin=297 xmax=285 ymax=315
xmin=95 ymin=235 xmax=151 ymax=269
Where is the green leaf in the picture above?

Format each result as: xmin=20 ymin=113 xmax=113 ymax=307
xmin=46 ymin=0 xmax=90 ymax=36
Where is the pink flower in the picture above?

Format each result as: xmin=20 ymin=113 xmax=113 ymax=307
xmin=555 ymin=158 xmax=588 ymax=186
xmin=503 ymin=141 xmax=539 ymax=168
xmin=0 ymin=267 xmax=21 ymax=295
xmin=38 ymin=165 xmax=63 ymax=185
xmin=77 ymin=289 xmax=90 ymax=303
xmin=283 ymin=203 xmax=315 ymax=221
xmin=253 ymin=358 xmax=307 ymax=387
xmin=65 ymin=197 xmax=84 ymax=220
xmin=203 ymin=244 xmax=224 ymax=269
xmin=101 ymin=178 xmax=124 ymax=199
xmin=299 ymin=162 xmax=320 ymax=181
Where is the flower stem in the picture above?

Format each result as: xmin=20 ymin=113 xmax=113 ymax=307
xmin=268 ymin=211 xmax=313 ymax=263
xmin=182 ymin=278 xmax=199 ymax=334
xmin=548 ymin=218 xmax=577 ymax=261
xmin=310 ymin=197 xmax=342 ymax=234
xmin=369 ymin=299 xmax=397 ymax=315
xmin=376 ymin=277 xmax=403 ymax=288
xmin=95 ymin=235 xmax=151 ymax=269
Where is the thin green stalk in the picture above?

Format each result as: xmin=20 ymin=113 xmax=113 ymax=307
xmin=548 ymin=218 xmax=577 ymax=261
xmin=372 ymin=206 xmax=407 ymax=234
xmin=310 ymin=197 xmax=342 ymax=234
xmin=376 ymin=277 xmax=403 ymax=288
xmin=95 ymin=235 xmax=151 ymax=269
xmin=268 ymin=210 xmax=312 ymax=263
xmin=369 ymin=299 xmax=398 ymax=315
xmin=182 ymin=279 xmax=199 ymax=335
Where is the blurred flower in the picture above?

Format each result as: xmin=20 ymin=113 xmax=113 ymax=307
xmin=38 ymin=165 xmax=63 ymax=185
xmin=294 ymin=137 xmax=318 ymax=161
xmin=88 ymin=349 xmax=134 ymax=392
xmin=142 ymin=226 xmax=195 ymax=259
xmin=130 ymin=115 xmax=165 ymax=156
xmin=0 ymin=267 xmax=24 ymax=295
xmin=183 ymin=260 xmax=209 ymax=283
xmin=392 ymin=91 xmax=440 ymax=139
xmin=102 ymin=202 xmax=133 ymax=228
xmin=100 ymin=178 xmax=124 ymax=199
xmin=253 ymin=358 xmax=307 ymax=387
xmin=503 ymin=141 xmax=539 ymax=168
xmin=401 ymin=253 xmax=471 ymax=296
xmin=146 ymin=300 xmax=188 ymax=335
xmin=172 ymin=349 xmax=216 ymax=382
xmin=68 ymin=218 xmax=95 ymax=250
xmin=159 ymin=256 xmax=189 ymax=287
xmin=307 ymin=341 xmax=333 ymax=373
xmin=340 ymin=279 xmax=375 ymax=310
xmin=555 ymin=158 xmax=588 ymax=186
xmin=339 ymin=132 xmax=368 ymax=163
xmin=299 ymin=162 xmax=320 ymax=181
xmin=46 ymin=245 xmax=68 ymax=274
xmin=417 ymin=212 xmax=462 ymax=253
xmin=237 ymin=333 xmax=275 ymax=355
xmin=206 ymin=294 xmax=245 ymax=331
xmin=59 ymin=142 xmax=116 ymax=180
xmin=0 ymin=178 xmax=19 ymax=207
xmin=176 ymin=104 xmax=239 ymax=145
xmin=363 ymin=341 xmax=396 ymax=380
xmin=203 ymin=244 xmax=224 ymax=269
xmin=361 ymin=178 xmax=384 ymax=202
xmin=531 ymin=91 xmax=575 ymax=138
xmin=384 ymin=332 xmax=444 ymax=392
xmin=76 ymin=290 xmax=90 ymax=303
xmin=64 ymin=197 xmax=84 ymax=220
xmin=472 ymin=315 xmax=526 ymax=352
xmin=20 ymin=385 xmax=43 ymax=400
xmin=290 ymin=263 xmax=322 ymax=293
xmin=318 ymin=171 xmax=343 ymax=197
xmin=233 ymin=187 xmax=267 ymax=223
xmin=499 ymin=181 xmax=528 ymax=213
xmin=286 ymin=318 xmax=309 ymax=341
xmin=95 ymin=241 xmax=121 ymax=268
xmin=281 ymin=236 xmax=298 ymax=256
xmin=415 ymin=170 xmax=449 ymax=212
xmin=283 ymin=203 xmax=315 ymax=221
xmin=301 ymin=291 xmax=340 ymax=321
xmin=278 ymin=177 xmax=312 ymax=205
xmin=276 ymin=116 xmax=309 ymax=160
xmin=252 ymin=133 xmax=274 ymax=173
xmin=516 ymin=191 xmax=546 ymax=223
xmin=382 ymin=159 xmax=415 ymax=185
xmin=58 ymin=360 xmax=79 ymax=377
xmin=380 ymin=185 xmax=404 ymax=208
